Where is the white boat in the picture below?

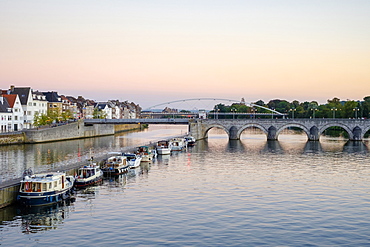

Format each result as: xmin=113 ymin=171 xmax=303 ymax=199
xmin=170 ymin=137 xmax=186 ymax=151
xmin=136 ymin=146 xmax=157 ymax=162
xmin=74 ymin=160 xmax=103 ymax=188
xmin=156 ymin=140 xmax=171 ymax=155
xmin=124 ymin=153 xmax=142 ymax=168
xmin=18 ymin=171 xmax=75 ymax=207
xmin=101 ymin=154 xmax=130 ymax=175
xmin=184 ymin=136 xmax=196 ymax=146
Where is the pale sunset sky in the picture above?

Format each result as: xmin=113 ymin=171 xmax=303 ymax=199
xmin=1 ymin=0 xmax=369 ymax=108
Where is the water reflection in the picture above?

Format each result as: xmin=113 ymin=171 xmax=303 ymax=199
xmin=156 ymin=154 xmax=171 ymax=166
xmin=343 ymin=141 xmax=369 ymax=153
xmin=303 ymin=141 xmax=323 ymax=154
xmin=103 ymin=174 xmax=128 ymax=188
xmin=226 ymin=140 xmax=246 ymax=152
xmin=261 ymin=140 xmax=284 ymax=154
xmin=15 ymin=198 xmax=75 ymax=234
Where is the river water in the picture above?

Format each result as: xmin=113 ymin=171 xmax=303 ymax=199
xmin=1 ymin=125 xmax=370 ymax=246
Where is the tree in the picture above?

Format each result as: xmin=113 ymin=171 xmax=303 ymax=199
xmin=93 ymin=108 xmax=107 ymax=119
xmin=61 ymin=110 xmax=73 ymax=121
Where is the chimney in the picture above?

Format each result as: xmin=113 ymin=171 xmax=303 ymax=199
xmin=10 ymin=85 xmax=15 ymax=92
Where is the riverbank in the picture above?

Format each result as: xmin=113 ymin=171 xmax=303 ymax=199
xmin=0 ymin=121 xmax=145 ymax=145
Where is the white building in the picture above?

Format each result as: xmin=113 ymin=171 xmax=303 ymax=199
xmin=9 ymin=86 xmax=48 ymax=129
xmin=0 ymin=94 xmax=24 ymax=132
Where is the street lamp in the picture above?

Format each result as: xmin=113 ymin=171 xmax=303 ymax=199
xmin=311 ymin=108 xmax=318 ymax=119
xmin=331 ymin=107 xmax=337 ymax=118
xmin=251 ymin=108 xmax=257 ymax=119
xmin=353 ymin=107 xmax=359 ymax=119
xmin=289 ymin=108 xmax=296 ymax=119
xmin=231 ymin=108 xmax=237 ymax=119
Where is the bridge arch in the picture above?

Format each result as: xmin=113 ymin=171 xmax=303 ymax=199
xmin=236 ymin=124 xmax=268 ymax=140
xmin=362 ymin=126 xmax=370 ymax=140
xmin=319 ymin=123 xmax=354 ymax=140
xmin=203 ymin=124 xmax=230 ymax=139
xmin=276 ymin=123 xmax=311 ymax=140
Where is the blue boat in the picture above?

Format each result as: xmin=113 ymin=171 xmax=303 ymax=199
xmin=17 ymin=172 xmax=75 ymax=207
xmin=74 ymin=163 xmax=103 ymax=188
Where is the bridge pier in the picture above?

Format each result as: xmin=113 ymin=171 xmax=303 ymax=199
xmin=308 ymin=126 xmax=320 ymax=141
xmin=229 ymin=126 xmax=239 ymax=140
xmin=352 ymin=126 xmax=362 ymax=141
xmin=267 ymin=126 xmax=277 ymax=140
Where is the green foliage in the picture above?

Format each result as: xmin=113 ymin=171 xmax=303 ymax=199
xmin=33 ymin=109 xmax=69 ymax=127
xmin=93 ymin=108 xmax=107 ymax=119
xmin=211 ymin=96 xmax=369 ymax=119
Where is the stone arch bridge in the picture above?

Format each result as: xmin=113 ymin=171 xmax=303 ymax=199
xmin=189 ymin=119 xmax=370 ymax=141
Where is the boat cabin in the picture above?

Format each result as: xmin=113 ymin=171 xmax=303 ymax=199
xmin=20 ymin=173 xmax=67 ymax=193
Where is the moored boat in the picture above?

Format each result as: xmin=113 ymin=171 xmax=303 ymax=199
xmin=156 ymin=140 xmax=171 ymax=155
xmin=124 ymin=153 xmax=142 ymax=168
xmin=170 ymin=137 xmax=186 ymax=151
xmin=74 ymin=160 xmax=103 ymax=188
xmin=17 ymin=171 xmax=75 ymax=207
xmin=136 ymin=146 xmax=157 ymax=162
xmin=184 ymin=136 xmax=196 ymax=146
xmin=101 ymin=154 xmax=130 ymax=176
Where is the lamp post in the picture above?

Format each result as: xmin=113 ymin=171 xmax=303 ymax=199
xmin=251 ymin=108 xmax=257 ymax=119
xmin=231 ymin=108 xmax=237 ymax=119
xmin=331 ymin=107 xmax=337 ymax=118
xmin=289 ymin=108 xmax=296 ymax=119
xmin=353 ymin=107 xmax=359 ymax=119
xmin=311 ymin=108 xmax=318 ymax=119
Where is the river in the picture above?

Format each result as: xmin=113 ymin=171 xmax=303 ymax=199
xmin=1 ymin=125 xmax=370 ymax=246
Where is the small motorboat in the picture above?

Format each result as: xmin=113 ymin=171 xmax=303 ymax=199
xmin=170 ymin=137 xmax=186 ymax=151
xmin=124 ymin=153 xmax=142 ymax=168
xmin=74 ymin=159 xmax=103 ymax=188
xmin=184 ymin=136 xmax=196 ymax=146
xmin=156 ymin=140 xmax=171 ymax=155
xmin=18 ymin=170 xmax=75 ymax=207
xmin=136 ymin=146 xmax=157 ymax=162
xmin=101 ymin=154 xmax=130 ymax=176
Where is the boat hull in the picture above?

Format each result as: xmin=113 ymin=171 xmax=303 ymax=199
xmin=102 ymin=166 xmax=129 ymax=176
xmin=157 ymin=148 xmax=171 ymax=155
xmin=75 ymin=174 xmax=103 ymax=188
xmin=17 ymin=188 xmax=74 ymax=207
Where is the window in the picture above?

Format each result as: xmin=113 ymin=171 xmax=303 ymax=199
xmin=15 ymin=116 xmax=18 ymax=120
xmin=33 ymin=103 xmax=36 ymax=106
xmin=8 ymin=116 xmax=11 ymax=120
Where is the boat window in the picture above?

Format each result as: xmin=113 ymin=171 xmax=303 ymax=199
xmin=32 ymin=183 xmax=37 ymax=192
xmin=42 ymin=183 xmax=47 ymax=191
xmin=54 ymin=181 xmax=57 ymax=188
xmin=37 ymin=183 xmax=41 ymax=192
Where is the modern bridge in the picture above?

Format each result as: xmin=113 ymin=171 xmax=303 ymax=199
xmin=84 ymin=118 xmax=370 ymax=141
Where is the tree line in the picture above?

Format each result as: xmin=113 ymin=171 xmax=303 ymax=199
xmin=211 ymin=96 xmax=370 ymax=119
